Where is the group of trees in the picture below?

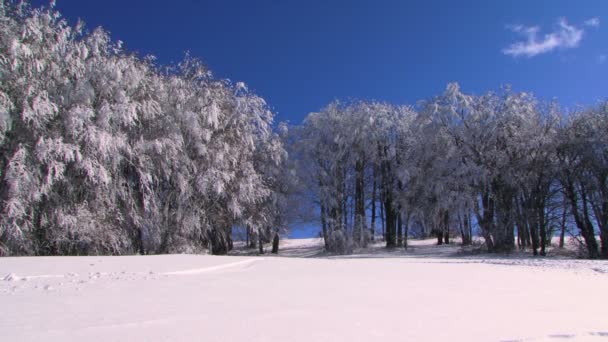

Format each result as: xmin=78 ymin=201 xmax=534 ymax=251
xmin=0 ymin=2 xmax=287 ymax=256
xmin=1 ymin=2 xmax=607 ymax=259
xmin=292 ymin=85 xmax=608 ymax=258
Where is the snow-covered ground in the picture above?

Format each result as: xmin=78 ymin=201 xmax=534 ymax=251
xmin=2 ymin=238 xmax=608 ymax=342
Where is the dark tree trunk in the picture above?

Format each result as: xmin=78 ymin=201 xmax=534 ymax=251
xmin=517 ymin=194 xmax=531 ymax=250
xmin=468 ymin=209 xmax=473 ymax=244
xmin=342 ymin=168 xmax=348 ymax=232
xmin=210 ymin=227 xmax=230 ymax=255
xmin=538 ymin=197 xmax=547 ymax=256
xmin=599 ymin=192 xmax=608 ymax=259
xmin=397 ymin=209 xmax=403 ymax=247
xmin=380 ymin=199 xmax=386 ymax=241
xmin=271 ymin=232 xmax=279 ymax=254
xmin=228 ymin=229 xmax=233 ymax=251
xmin=354 ymin=158 xmax=365 ymax=246
xmin=443 ymin=211 xmax=450 ymax=244
xmin=460 ymin=210 xmax=471 ymax=246
xmin=492 ymin=180 xmax=515 ymax=252
xmin=379 ymin=144 xmax=396 ymax=247
xmin=477 ymin=188 xmax=495 ymax=251
xmin=459 ymin=214 xmax=466 ymax=245
xmin=589 ymin=172 xmax=608 ymax=258
xmin=258 ymin=234 xmax=264 ymax=254
xmin=371 ymin=173 xmax=376 ymax=241
xmin=137 ymin=227 xmax=146 ymax=255
xmin=320 ymin=203 xmax=329 ymax=250
xmin=33 ymin=195 xmax=50 ymax=255
xmin=528 ymin=198 xmax=540 ymax=256
xmin=514 ymin=196 xmax=526 ymax=250
xmin=564 ymin=176 xmax=599 ymax=258
xmin=559 ymin=200 xmax=567 ymax=249
xmin=580 ymin=182 xmax=599 ymax=257
xmin=516 ymin=227 xmax=521 ymax=249
xmin=523 ymin=222 xmax=531 ymax=247
xmin=248 ymin=227 xmax=257 ymax=249
xmin=403 ymin=212 xmax=410 ymax=248
xmin=519 ymin=197 xmax=533 ymax=254
xmin=335 ymin=164 xmax=344 ymax=233
xmin=384 ymin=200 xmax=396 ymax=248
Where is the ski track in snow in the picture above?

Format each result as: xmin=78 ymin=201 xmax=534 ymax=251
xmin=1 ymin=257 xmax=264 ymax=295
xmin=162 ymin=258 xmax=262 ymax=275
xmin=501 ymin=331 xmax=608 ymax=341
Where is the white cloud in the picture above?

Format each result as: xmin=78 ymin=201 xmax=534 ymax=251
xmin=503 ymin=18 xmax=584 ymax=58
xmin=584 ymin=17 xmax=600 ymax=28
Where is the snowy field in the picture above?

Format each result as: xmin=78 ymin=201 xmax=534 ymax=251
xmin=2 ymin=238 xmax=608 ymax=342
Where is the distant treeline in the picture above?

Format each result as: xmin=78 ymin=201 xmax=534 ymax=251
xmin=292 ymin=91 xmax=608 ymax=258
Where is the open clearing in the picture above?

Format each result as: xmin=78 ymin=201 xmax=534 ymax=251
xmin=2 ymin=238 xmax=608 ymax=342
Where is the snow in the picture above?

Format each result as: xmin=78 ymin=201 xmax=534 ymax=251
xmin=2 ymin=238 xmax=608 ymax=342
xmin=3 ymin=273 xmax=22 ymax=281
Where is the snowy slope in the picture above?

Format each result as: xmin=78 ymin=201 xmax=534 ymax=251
xmin=2 ymin=239 xmax=608 ymax=342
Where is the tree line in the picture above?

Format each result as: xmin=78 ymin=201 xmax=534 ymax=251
xmin=1 ymin=2 xmax=607 ymax=258
xmin=292 ymin=87 xmax=608 ymax=258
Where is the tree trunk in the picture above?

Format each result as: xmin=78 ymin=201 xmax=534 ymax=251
xmin=383 ymin=184 xmax=396 ymax=248
xmin=371 ymin=174 xmax=376 ymax=241
xmin=588 ymin=172 xmax=608 ymax=258
xmin=397 ymin=209 xmax=403 ymax=247
xmin=258 ymin=234 xmax=264 ymax=254
xmin=538 ymin=197 xmax=547 ymax=256
xmin=460 ymin=210 xmax=471 ymax=246
xmin=580 ymin=182 xmax=599 ymax=257
xmin=33 ymin=195 xmax=50 ymax=255
xmin=380 ymin=200 xmax=386 ymax=241
xmin=271 ymin=232 xmax=279 ymax=254
xmin=559 ymin=199 xmax=567 ymax=248
xmin=528 ymin=199 xmax=540 ymax=257
xmin=492 ymin=180 xmax=515 ymax=252
xmin=384 ymin=201 xmax=396 ymax=248
xmin=342 ymin=170 xmax=348 ymax=232
xmin=354 ymin=158 xmax=365 ymax=246
xmin=476 ymin=188 xmax=495 ymax=251
xmin=443 ymin=210 xmax=450 ymax=244
xmin=459 ymin=213 xmax=466 ymax=245
xmin=320 ymin=203 xmax=329 ymax=250
xmin=564 ymin=176 xmax=599 ymax=258
xmin=468 ymin=208 xmax=473 ymax=244
xmin=403 ymin=212 xmax=410 ymax=248
xmin=248 ymin=227 xmax=257 ymax=249
xmin=210 ymin=227 xmax=230 ymax=255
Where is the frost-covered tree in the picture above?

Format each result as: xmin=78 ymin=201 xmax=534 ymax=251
xmin=0 ymin=1 xmax=287 ymax=256
xmin=291 ymin=82 xmax=606 ymax=258
xmin=292 ymin=100 xmax=416 ymax=252
xmin=556 ymin=105 xmax=608 ymax=259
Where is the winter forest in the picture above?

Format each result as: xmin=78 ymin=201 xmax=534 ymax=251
xmin=2 ymin=2 xmax=608 ymax=260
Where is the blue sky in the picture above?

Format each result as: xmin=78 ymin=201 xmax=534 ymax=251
xmin=34 ymin=0 xmax=608 ymax=124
